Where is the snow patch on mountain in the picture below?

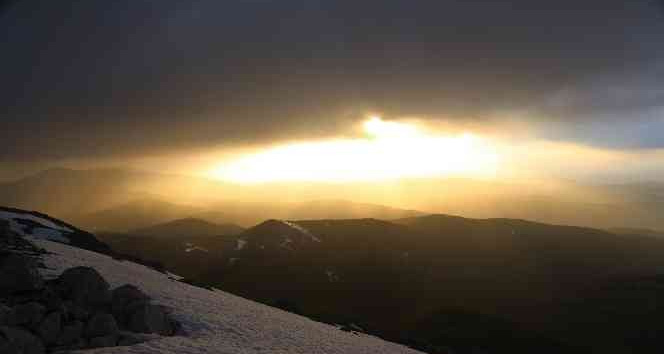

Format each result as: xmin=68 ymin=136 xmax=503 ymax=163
xmin=0 ymin=210 xmax=73 ymax=232
xmin=0 ymin=211 xmax=72 ymax=243
xmin=236 ymin=239 xmax=248 ymax=250
xmin=326 ymin=269 xmax=340 ymax=283
xmin=281 ymin=220 xmax=321 ymax=243
xmin=184 ymin=242 xmax=209 ymax=253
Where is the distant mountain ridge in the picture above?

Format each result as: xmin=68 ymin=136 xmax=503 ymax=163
xmin=2 ymin=167 xmax=664 ymax=230
xmin=132 ymin=218 xmax=244 ymax=237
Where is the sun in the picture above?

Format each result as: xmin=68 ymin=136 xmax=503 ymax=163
xmin=208 ymin=116 xmax=500 ymax=183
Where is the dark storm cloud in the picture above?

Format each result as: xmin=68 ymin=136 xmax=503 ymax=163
xmin=1 ymin=0 xmax=664 ymax=162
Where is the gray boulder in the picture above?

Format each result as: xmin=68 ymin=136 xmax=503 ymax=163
xmin=37 ymin=286 xmax=65 ymax=313
xmin=85 ymin=313 xmax=118 ymax=338
xmin=0 ymin=254 xmax=44 ymax=296
xmin=0 ymin=304 xmax=10 ymax=325
xmin=0 ymin=326 xmax=45 ymax=354
xmin=0 ymin=219 xmax=9 ymax=235
xmin=8 ymin=302 xmax=45 ymax=327
xmin=64 ymin=301 xmax=89 ymax=321
xmin=128 ymin=303 xmax=175 ymax=335
xmin=0 ymin=335 xmax=12 ymax=354
xmin=57 ymin=267 xmax=110 ymax=307
xmin=88 ymin=334 xmax=117 ymax=348
xmin=51 ymin=338 xmax=87 ymax=353
xmin=37 ymin=311 xmax=61 ymax=344
xmin=111 ymin=285 xmax=149 ymax=324
xmin=55 ymin=320 xmax=83 ymax=346
xmin=117 ymin=331 xmax=160 ymax=346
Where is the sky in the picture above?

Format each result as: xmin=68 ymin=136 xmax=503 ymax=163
xmin=1 ymin=0 xmax=664 ymax=182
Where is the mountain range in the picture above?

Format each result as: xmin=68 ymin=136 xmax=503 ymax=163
xmin=97 ymin=214 xmax=664 ymax=353
xmin=2 ymin=168 xmax=664 ymax=232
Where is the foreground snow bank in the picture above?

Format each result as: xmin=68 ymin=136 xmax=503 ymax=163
xmin=35 ymin=239 xmax=422 ymax=354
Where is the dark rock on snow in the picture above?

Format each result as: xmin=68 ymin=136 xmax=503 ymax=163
xmin=0 ymin=254 xmax=44 ymax=296
xmin=57 ymin=267 xmax=111 ymax=307
xmin=0 ymin=227 xmax=180 ymax=352
xmin=117 ymin=330 xmax=159 ymax=346
xmin=128 ymin=303 xmax=176 ymax=336
xmin=111 ymin=284 xmax=150 ymax=324
xmin=88 ymin=334 xmax=117 ymax=348
xmin=85 ymin=312 xmax=118 ymax=338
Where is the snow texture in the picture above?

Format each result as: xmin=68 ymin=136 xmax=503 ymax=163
xmin=34 ymin=239 xmax=422 ymax=354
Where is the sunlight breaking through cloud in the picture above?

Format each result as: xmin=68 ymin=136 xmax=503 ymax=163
xmin=209 ymin=118 xmax=500 ymax=183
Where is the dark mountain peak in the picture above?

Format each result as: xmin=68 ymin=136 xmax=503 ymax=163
xmin=239 ymin=219 xmax=322 ymax=251
xmin=132 ymin=217 xmax=244 ymax=237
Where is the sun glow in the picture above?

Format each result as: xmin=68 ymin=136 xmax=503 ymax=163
xmin=209 ymin=117 xmax=500 ymax=183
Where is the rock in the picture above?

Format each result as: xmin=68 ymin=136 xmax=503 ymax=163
xmin=0 ymin=254 xmax=44 ymax=295
xmin=51 ymin=338 xmax=87 ymax=353
xmin=37 ymin=311 xmax=61 ymax=344
xmin=0 ymin=326 xmax=45 ymax=354
xmin=88 ymin=334 xmax=117 ymax=348
xmin=85 ymin=313 xmax=118 ymax=338
xmin=8 ymin=302 xmax=45 ymax=327
xmin=0 ymin=335 xmax=13 ymax=354
xmin=57 ymin=267 xmax=110 ymax=307
xmin=117 ymin=331 xmax=160 ymax=346
xmin=0 ymin=219 xmax=9 ymax=235
xmin=128 ymin=303 xmax=175 ymax=335
xmin=0 ymin=304 xmax=10 ymax=325
xmin=37 ymin=286 xmax=65 ymax=313
xmin=117 ymin=331 xmax=145 ymax=346
xmin=111 ymin=285 xmax=149 ymax=325
xmin=64 ymin=301 xmax=89 ymax=321
xmin=55 ymin=321 xmax=83 ymax=346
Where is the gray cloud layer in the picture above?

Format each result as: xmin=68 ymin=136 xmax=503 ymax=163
xmin=2 ymin=0 xmax=664 ymax=162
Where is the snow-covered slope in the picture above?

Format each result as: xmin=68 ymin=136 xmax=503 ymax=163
xmin=34 ymin=238 xmax=423 ymax=354
xmin=1 ymin=209 xmax=73 ymax=242
xmin=1 ymin=207 xmax=112 ymax=254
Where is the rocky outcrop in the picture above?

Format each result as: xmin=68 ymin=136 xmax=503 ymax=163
xmin=0 ymin=325 xmax=45 ymax=354
xmin=0 ymin=254 xmax=44 ymax=296
xmin=128 ymin=303 xmax=177 ymax=336
xmin=57 ymin=266 xmax=111 ymax=308
xmin=8 ymin=302 xmax=45 ymax=327
xmin=85 ymin=313 xmax=118 ymax=338
xmin=0 ymin=227 xmax=180 ymax=353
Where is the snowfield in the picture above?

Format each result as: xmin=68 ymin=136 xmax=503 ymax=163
xmin=34 ymin=239 xmax=423 ymax=354
xmin=1 ymin=210 xmax=73 ymax=243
